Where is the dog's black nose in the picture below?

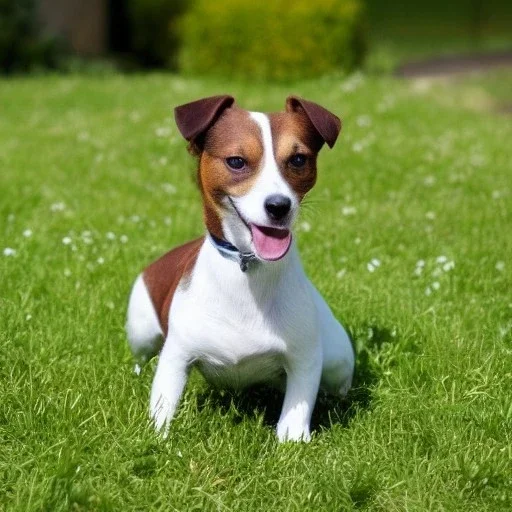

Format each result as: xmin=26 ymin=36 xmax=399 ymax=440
xmin=265 ymin=194 xmax=292 ymax=221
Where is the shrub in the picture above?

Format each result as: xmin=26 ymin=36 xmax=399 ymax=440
xmin=177 ymin=0 xmax=367 ymax=81
xmin=0 ymin=0 xmax=63 ymax=73
xmin=127 ymin=0 xmax=187 ymax=68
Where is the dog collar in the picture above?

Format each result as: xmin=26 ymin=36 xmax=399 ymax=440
xmin=208 ymin=233 xmax=258 ymax=272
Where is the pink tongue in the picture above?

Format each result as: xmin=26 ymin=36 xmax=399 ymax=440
xmin=251 ymin=225 xmax=292 ymax=261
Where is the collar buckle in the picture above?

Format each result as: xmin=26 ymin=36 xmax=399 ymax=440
xmin=208 ymin=233 xmax=257 ymax=272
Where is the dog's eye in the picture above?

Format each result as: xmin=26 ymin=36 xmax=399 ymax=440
xmin=226 ymin=157 xmax=246 ymax=170
xmin=289 ymin=154 xmax=307 ymax=168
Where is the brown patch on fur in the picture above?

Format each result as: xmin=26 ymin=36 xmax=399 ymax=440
xmin=198 ymin=108 xmax=264 ymax=237
xmin=143 ymin=237 xmax=204 ymax=336
xmin=269 ymin=112 xmax=321 ymax=200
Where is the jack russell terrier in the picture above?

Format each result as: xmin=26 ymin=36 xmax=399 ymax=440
xmin=126 ymin=95 xmax=354 ymax=442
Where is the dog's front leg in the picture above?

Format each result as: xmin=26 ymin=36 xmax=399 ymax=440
xmin=277 ymin=346 xmax=322 ymax=442
xmin=149 ymin=340 xmax=189 ymax=437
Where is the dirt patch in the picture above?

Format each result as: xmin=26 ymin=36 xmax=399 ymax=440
xmin=395 ymin=51 xmax=512 ymax=78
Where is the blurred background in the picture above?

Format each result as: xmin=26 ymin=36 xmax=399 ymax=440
xmin=1 ymin=0 xmax=511 ymax=78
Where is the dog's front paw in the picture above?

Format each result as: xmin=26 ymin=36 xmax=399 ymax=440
xmin=150 ymin=395 xmax=174 ymax=438
xmin=276 ymin=421 xmax=311 ymax=443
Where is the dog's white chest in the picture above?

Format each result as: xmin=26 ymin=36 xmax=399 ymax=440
xmin=168 ymin=242 xmax=316 ymax=388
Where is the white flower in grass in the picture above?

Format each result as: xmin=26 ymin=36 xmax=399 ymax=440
xmin=342 ymin=206 xmax=357 ymax=216
xmin=8 ymin=213 xmax=15 ymax=222
xmin=106 ymin=231 xmax=116 ymax=240
xmin=159 ymin=157 xmax=168 ymax=166
xmin=371 ymin=258 xmax=381 ymax=268
xmin=3 ymin=247 xmax=16 ymax=256
xmin=352 ymin=142 xmax=364 ymax=153
xmin=64 ymin=268 xmax=72 ymax=277
xmin=432 ymin=267 xmax=442 ymax=278
xmin=341 ymin=72 xmax=364 ymax=93
xmin=336 ymin=269 xmax=347 ymax=279
xmin=97 ymin=257 xmax=105 ymax=265
xmin=162 ymin=183 xmax=177 ymax=194
xmin=423 ymin=175 xmax=436 ymax=187
xmin=62 ymin=236 xmax=72 ymax=245
xmin=414 ymin=266 xmax=423 ymax=276
xmin=106 ymin=301 xmax=114 ymax=310
xmin=120 ymin=235 xmax=128 ymax=244
xmin=356 ymin=115 xmax=372 ymax=127
xmin=164 ymin=216 xmax=172 ymax=226
xmin=155 ymin=126 xmax=171 ymax=138
xmin=50 ymin=202 xmax=66 ymax=212
xmin=432 ymin=281 xmax=440 ymax=290
xmin=443 ymin=261 xmax=455 ymax=272
xmin=26 ymin=314 xmax=32 ymax=321
xmin=130 ymin=215 xmax=140 ymax=223
xmin=354 ymin=237 xmax=361 ymax=245
xmin=436 ymin=255 xmax=448 ymax=264
xmin=23 ymin=229 xmax=33 ymax=238
xmin=425 ymin=211 xmax=436 ymax=220
xmin=367 ymin=262 xmax=376 ymax=273
xmin=425 ymin=286 xmax=432 ymax=296
xmin=496 ymin=261 xmax=505 ymax=272
xmin=299 ymin=221 xmax=311 ymax=232
xmin=416 ymin=259 xmax=425 ymax=268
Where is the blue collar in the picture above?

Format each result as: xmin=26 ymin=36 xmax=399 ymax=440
xmin=208 ymin=232 xmax=258 ymax=272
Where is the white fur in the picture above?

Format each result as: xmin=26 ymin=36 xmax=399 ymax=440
xmin=126 ymin=274 xmax=163 ymax=371
xmin=126 ymin=111 xmax=355 ymax=442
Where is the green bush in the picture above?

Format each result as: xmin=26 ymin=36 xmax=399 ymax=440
xmin=0 ymin=0 xmax=63 ymax=73
xmin=127 ymin=0 xmax=187 ymax=68
xmin=177 ymin=0 xmax=367 ymax=81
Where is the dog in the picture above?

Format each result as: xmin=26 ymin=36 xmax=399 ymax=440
xmin=126 ymin=95 xmax=354 ymax=442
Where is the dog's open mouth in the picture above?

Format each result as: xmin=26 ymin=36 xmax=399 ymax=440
xmin=250 ymin=224 xmax=292 ymax=261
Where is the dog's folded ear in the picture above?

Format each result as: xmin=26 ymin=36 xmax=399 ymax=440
xmin=285 ymin=96 xmax=341 ymax=149
xmin=174 ymin=95 xmax=235 ymax=145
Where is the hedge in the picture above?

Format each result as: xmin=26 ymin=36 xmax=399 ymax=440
xmin=177 ymin=0 xmax=367 ymax=80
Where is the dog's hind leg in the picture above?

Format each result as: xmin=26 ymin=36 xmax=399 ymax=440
xmin=309 ymin=284 xmax=355 ymax=396
xmin=126 ymin=274 xmax=163 ymax=374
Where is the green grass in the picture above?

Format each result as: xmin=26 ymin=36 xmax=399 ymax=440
xmin=1 ymin=70 xmax=511 ymax=511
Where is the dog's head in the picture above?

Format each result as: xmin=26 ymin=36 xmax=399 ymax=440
xmin=174 ymin=95 xmax=341 ymax=262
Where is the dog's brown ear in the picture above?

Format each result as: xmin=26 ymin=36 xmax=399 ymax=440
xmin=285 ymin=96 xmax=341 ymax=148
xmin=174 ymin=95 xmax=235 ymax=143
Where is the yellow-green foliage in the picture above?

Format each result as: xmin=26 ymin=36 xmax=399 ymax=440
xmin=178 ymin=0 xmax=366 ymax=80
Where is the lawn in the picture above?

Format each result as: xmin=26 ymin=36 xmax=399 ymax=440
xmin=1 ymin=69 xmax=511 ymax=511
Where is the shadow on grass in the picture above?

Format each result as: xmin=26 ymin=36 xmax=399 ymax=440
xmin=196 ymin=323 xmax=397 ymax=434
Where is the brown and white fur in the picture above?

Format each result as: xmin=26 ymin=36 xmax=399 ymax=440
xmin=126 ymin=95 xmax=354 ymax=442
